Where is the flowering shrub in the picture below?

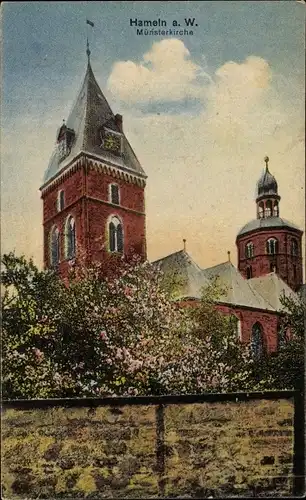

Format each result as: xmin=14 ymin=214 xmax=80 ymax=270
xmin=2 ymin=252 xmax=257 ymax=399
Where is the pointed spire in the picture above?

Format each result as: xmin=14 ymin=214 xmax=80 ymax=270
xmin=183 ymin=239 xmax=186 ymax=251
xmin=43 ymin=49 xmax=146 ymax=186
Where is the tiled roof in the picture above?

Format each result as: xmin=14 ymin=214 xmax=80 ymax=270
xmin=43 ymin=61 xmax=146 ymax=186
xmin=237 ymin=216 xmax=302 ymax=237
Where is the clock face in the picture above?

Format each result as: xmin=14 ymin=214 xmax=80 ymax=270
xmin=102 ymin=132 xmax=121 ymax=154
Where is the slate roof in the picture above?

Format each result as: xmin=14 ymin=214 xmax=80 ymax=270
xmin=43 ymin=61 xmax=146 ymax=187
xmin=202 ymin=261 xmax=275 ymax=311
xmin=237 ymin=216 xmax=302 ymax=237
xmin=154 ymin=250 xmax=301 ymax=312
xmin=248 ymin=273 xmax=298 ymax=312
xmin=153 ymin=250 xmax=210 ymax=299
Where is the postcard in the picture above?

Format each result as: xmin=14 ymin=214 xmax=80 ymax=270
xmin=2 ymin=1 xmax=305 ymax=498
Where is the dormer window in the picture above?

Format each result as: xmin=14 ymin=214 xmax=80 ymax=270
xmin=100 ymin=127 xmax=122 ymax=155
xmin=57 ymin=190 xmax=65 ymax=212
xmin=56 ymin=122 xmax=75 ymax=162
xmin=109 ymin=184 xmax=120 ymax=205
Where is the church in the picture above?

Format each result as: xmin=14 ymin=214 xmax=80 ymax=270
xmin=40 ymin=50 xmax=304 ymax=356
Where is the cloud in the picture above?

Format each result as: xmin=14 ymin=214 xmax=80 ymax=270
xmin=108 ymin=41 xmax=304 ymax=267
xmin=107 ymin=40 xmax=286 ymax=147
xmin=3 ymin=39 xmax=304 ymax=273
xmin=107 ymin=39 xmax=202 ymax=103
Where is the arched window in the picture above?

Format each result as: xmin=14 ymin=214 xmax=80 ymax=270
xmin=273 ymin=201 xmax=279 ymax=217
xmin=291 ymin=239 xmax=298 ymax=257
xmin=258 ymin=203 xmax=264 ymax=219
xmin=246 ymin=266 xmax=252 ymax=279
xmin=57 ymin=190 xmax=65 ymax=212
xmin=230 ymin=315 xmax=242 ymax=340
xmin=264 ymin=200 xmax=272 ymax=217
xmin=109 ymin=184 xmax=120 ymax=205
xmin=50 ymin=226 xmax=60 ymax=267
xmin=108 ymin=216 xmax=123 ymax=253
xmin=277 ymin=321 xmax=287 ymax=350
xmin=293 ymin=265 xmax=297 ymax=282
xmin=266 ymin=238 xmax=278 ymax=255
xmin=251 ymin=322 xmax=264 ymax=358
xmin=270 ymin=262 xmax=277 ymax=273
xmin=65 ymin=216 xmax=76 ymax=259
xmin=245 ymin=241 xmax=254 ymax=259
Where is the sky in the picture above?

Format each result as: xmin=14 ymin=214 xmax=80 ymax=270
xmin=2 ymin=1 xmax=305 ymax=271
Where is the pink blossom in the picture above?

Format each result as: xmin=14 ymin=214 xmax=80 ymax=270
xmin=124 ymin=286 xmax=133 ymax=297
xmin=116 ymin=347 xmax=123 ymax=360
xmin=100 ymin=331 xmax=107 ymax=340
xmin=33 ymin=348 xmax=44 ymax=360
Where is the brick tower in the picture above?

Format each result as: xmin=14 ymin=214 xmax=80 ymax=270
xmin=236 ymin=156 xmax=303 ymax=290
xmin=40 ymin=48 xmax=147 ymax=279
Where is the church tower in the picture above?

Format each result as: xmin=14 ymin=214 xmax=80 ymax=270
xmin=236 ymin=157 xmax=303 ymax=290
xmin=40 ymin=48 xmax=147 ymax=279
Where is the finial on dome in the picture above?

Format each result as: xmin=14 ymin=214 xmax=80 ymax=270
xmin=264 ymin=155 xmax=269 ymax=170
xmin=227 ymin=250 xmax=231 ymax=262
xmin=183 ymin=239 xmax=186 ymax=251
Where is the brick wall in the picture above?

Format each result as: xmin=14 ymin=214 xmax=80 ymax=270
xmin=86 ymin=198 xmax=146 ymax=262
xmin=237 ymin=228 xmax=303 ymax=290
xmin=87 ymin=170 xmax=145 ymax=214
xmin=216 ymin=304 xmax=279 ymax=352
xmin=2 ymin=398 xmax=294 ymax=498
xmin=41 ymin=163 xmax=147 ymax=276
xmin=180 ymin=300 xmax=279 ymax=353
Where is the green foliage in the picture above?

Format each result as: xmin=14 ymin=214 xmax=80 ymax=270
xmin=2 ymin=251 xmax=303 ymax=398
xmin=250 ymin=294 xmax=305 ymax=391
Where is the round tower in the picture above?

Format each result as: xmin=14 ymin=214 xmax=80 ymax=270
xmin=236 ymin=157 xmax=303 ymax=291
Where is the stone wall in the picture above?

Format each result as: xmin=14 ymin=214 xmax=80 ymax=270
xmin=2 ymin=398 xmax=294 ymax=498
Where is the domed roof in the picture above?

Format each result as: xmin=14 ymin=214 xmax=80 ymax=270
xmin=257 ymin=156 xmax=278 ymax=197
xmin=237 ymin=216 xmax=302 ymax=237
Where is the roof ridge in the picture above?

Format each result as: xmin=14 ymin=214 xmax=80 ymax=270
xmin=153 ymin=249 xmax=186 ymax=264
xmin=202 ymin=260 xmax=233 ymax=273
